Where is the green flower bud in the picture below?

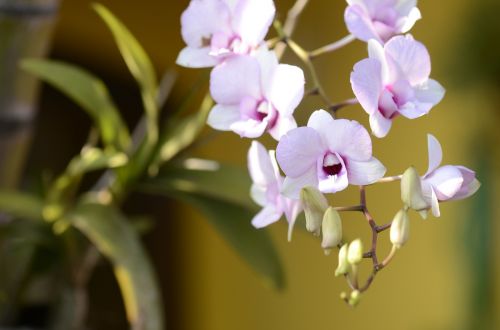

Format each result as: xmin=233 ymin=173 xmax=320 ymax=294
xmin=335 ymin=243 xmax=350 ymax=276
xmin=390 ymin=209 xmax=410 ymax=248
xmin=300 ymin=186 xmax=328 ymax=236
xmin=322 ymin=207 xmax=342 ymax=254
xmin=349 ymin=290 xmax=362 ymax=307
xmin=401 ymin=166 xmax=428 ymax=212
xmin=347 ymin=238 xmax=363 ymax=265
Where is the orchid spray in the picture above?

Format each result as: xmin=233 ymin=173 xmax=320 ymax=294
xmin=178 ymin=0 xmax=479 ymax=306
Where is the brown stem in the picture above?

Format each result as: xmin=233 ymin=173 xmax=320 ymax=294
xmin=274 ymin=0 xmax=310 ymax=59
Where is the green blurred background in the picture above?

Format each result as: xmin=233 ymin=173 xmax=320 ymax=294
xmin=8 ymin=0 xmax=500 ymax=329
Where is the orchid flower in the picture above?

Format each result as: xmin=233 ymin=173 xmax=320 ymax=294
xmin=276 ymin=110 xmax=386 ymax=199
xmin=351 ymin=35 xmax=445 ymax=138
xmin=421 ymin=134 xmax=480 ymax=217
xmin=248 ymin=141 xmax=302 ymax=241
xmin=208 ymin=50 xmax=305 ymax=140
xmin=344 ymin=0 xmax=421 ymax=43
xmin=177 ymin=0 xmax=275 ymax=68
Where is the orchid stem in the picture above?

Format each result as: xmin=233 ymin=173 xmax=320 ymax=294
xmin=309 ymin=34 xmax=356 ymax=59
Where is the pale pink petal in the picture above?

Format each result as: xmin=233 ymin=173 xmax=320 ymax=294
xmin=450 ymin=167 xmax=480 ymax=200
xmin=318 ymin=169 xmax=349 ymax=193
xmin=181 ymin=0 xmax=231 ymax=47
xmin=248 ymin=141 xmax=276 ymax=187
xmin=276 ymin=127 xmax=325 ymax=177
xmin=426 ymin=134 xmax=442 ymax=175
xmin=255 ymin=49 xmax=279 ymax=93
xmin=396 ymin=0 xmax=418 ymax=16
xmin=281 ymin=167 xmax=319 ymax=200
xmin=268 ymin=64 xmax=305 ymax=115
xmin=414 ymin=79 xmax=445 ymax=106
xmin=230 ymin=119 xmax=267 ymax=138
xmin=368 ymin=39 xmax=394 ymax=84
xmin=250 ymin=184 xmax=267 ymax=207
xmin=369 ymin=111 xmax=393 ymax=138
xmin=346 ymin=157 xmax=386 ymax=185
xmin=323 ymin=118 xmax=373 ymax=161
xmin=430 ymin=187 xmax=441 ymax=217
xmin=398 ymin=7 xmax=421 ymax=33
xmin=176 ymin=47 xmax=219 ymax=68
xmin=268 ymin=115 xmax=297 ymax=141
xmin=284 ymin=198 xmax=302 ymax=242
xmin=397 ymin=101 xmax=431 ymax=119
xmin=345 ymin=5 xmax=381 ymax=42
xmin=207 ymin=104 xmax=240 ymax=130
xmin=307 ymin=109 xmax=335 ymax=132
xmin=385 ymin=35 xmax=430 ymax=85
xmin=232 ymin=0 xmax=275 ymax=45
xmin=425 ymin=165 xmax=464 ymax=201
xmin=351 ymin=58 xmax=383 ymax=115
xmin=251 ymin=205 xmax=282 ymax=228
xmin=210 ymin=55 xmax=261 ymax=104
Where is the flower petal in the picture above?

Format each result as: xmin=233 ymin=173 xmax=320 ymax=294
xmin=430 ymin=187 xmax=441 ymax=217
xmin=232 ymin=0 xmax=275 ymax=45
xmin=425 ymin=165 xmax=464 ymax=200
xmin=369 ymin=111 xmax=393 ymax=138
xmin=385 ymin=35 xmax=431 ymax=85
xmin=344 ymin=4 xmax=380 ymax=42
xmin=318 ymin=170 xmax=349 ymax=194
xmin=250 ymin=184 xmax=267 ymax=207
xmin=322 ymin=117 xmax=373 ymax=161
xmin=450 ymin=166 xmax=480 ymax=200
xmin=398 ymin=7 xmax=421 ymax=33
xmin=230 ymin=119 xmax=267 ymax=138
xmin=268 ymin=115 xmax=297 ymax=141
xmin=210 ymin=55 xmax=261 ymax=104
xmin=248 ymin=141 xmax=277 ymax=187
xmin=276 ymin=127 xmax=325 ymax=177
xmin=426 ymin=134 xmax=442 ymax=175
xmin=268 ymin=64 xmax=305 ymax=115
xmin=414 ymin=79 xmax=445 ymax=106
xmin=207 ymin=104 xmax=240 ymax=130
xmin=346 ymin=157 xmax=386 ymax=185
xmin=176 ymin=47 xmax=219 ymax=68
xmin=251 ymin=205 xmax=282 ymax=229
xmin=284 ymin=198 xmax=302 ymax=242
xmin=180 ymin=0 xmax=231 ymax=47
xmin=282 ymin=167 xmax=319 ymax=200
xmin=351 ymin=58 xmax=383 ymax=115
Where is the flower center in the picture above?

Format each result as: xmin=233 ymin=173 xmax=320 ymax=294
xmin=255 ymin=100 xmax=278 ymax=128
xmin=209 ymin=32 xmax=251 ymax=56
xmin=323 ymin=153 xmax=343 ymax=176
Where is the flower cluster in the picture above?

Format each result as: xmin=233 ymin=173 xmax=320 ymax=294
xmin=178 ymin=0 xmax=479 ymax=304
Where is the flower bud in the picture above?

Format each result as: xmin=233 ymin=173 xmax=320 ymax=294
xmin=321 ymin=207 xmax=342 ymax=254
xmin=401 ymin=167 xmax=428 ymax=212
xmin=347 ymin=239 xmax=363 ymax=265
xmin=335 ymin=243 xmax=350 ymax=276
xmin=390 ymin=209 xmax=410 ymax=248
xmin=349 ymin=290 xmax=362 ymax=307
xmin=300 ymin=186 xmax=328 ymax=236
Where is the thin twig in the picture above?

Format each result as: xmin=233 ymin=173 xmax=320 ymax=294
xmin=309 ymin=34 xmax=356 ymax=59
xmin=274 ymin=0 xmax=310 ymax=59
xmin=329 ymin=98 xmax=359 ymax=114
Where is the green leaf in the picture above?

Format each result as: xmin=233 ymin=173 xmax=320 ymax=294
xmin=144 ymin=161 xmax=255 ymax=210
xmin=21 ymin=59 xmax=130 ymax=151
xmin=93 ymin=3 xmax=158 ymax=121
xmin=150 ymin=94 xmax=213 ymax=172
xmin=0 ymin=190 xmax=44 ymax=221
xmin=70 ymin=202 xmax=164 ymax=330
xmin=67 ymin=147 xmax=128 ymax=176
xmin=140 ymin=163 xmax=285 ymax=289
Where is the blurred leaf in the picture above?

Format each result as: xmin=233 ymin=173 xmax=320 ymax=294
xmin=140 ymin=165 xmax=285 ymax=289
xmin=70 ymin=202 xmax=164 ymax=330
xmin=67 ymin=147 xmax=128 ymax=176
xmin=21 ymin=59 xmax=130 ymax=151
xmin=156 ymin=68 xmax=177 ymax=110
xmin=144 ymin=161 xmax=255 ymax=210
xmin=0 ymin=190 xmax=43 ymax=221
xmin=93 ymin=3 xmax=158 ymax=120
xmin=150 ymin=94 xmax=213 ymax=172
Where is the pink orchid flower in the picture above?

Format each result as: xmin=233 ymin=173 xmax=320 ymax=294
xmin=276 ymin=110 xmax=386 ymax=199
xmin=177 ymin=0 xmax=275 ymax=68
xmin=208 ymin=50 xmax=304 ymax=140
xmin=344 ymin=0 xmax=421 ymax=43
xmin=351 ymin=35 xmax=445 ymax=138
xmin=248 ymin=141 xmax=302 ymax=240
xmin=421 ymin=134 xmax=480 ymax=217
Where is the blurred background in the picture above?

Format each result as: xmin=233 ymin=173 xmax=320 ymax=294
xmin=1 ymin=0 xmax=499 ymax=329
